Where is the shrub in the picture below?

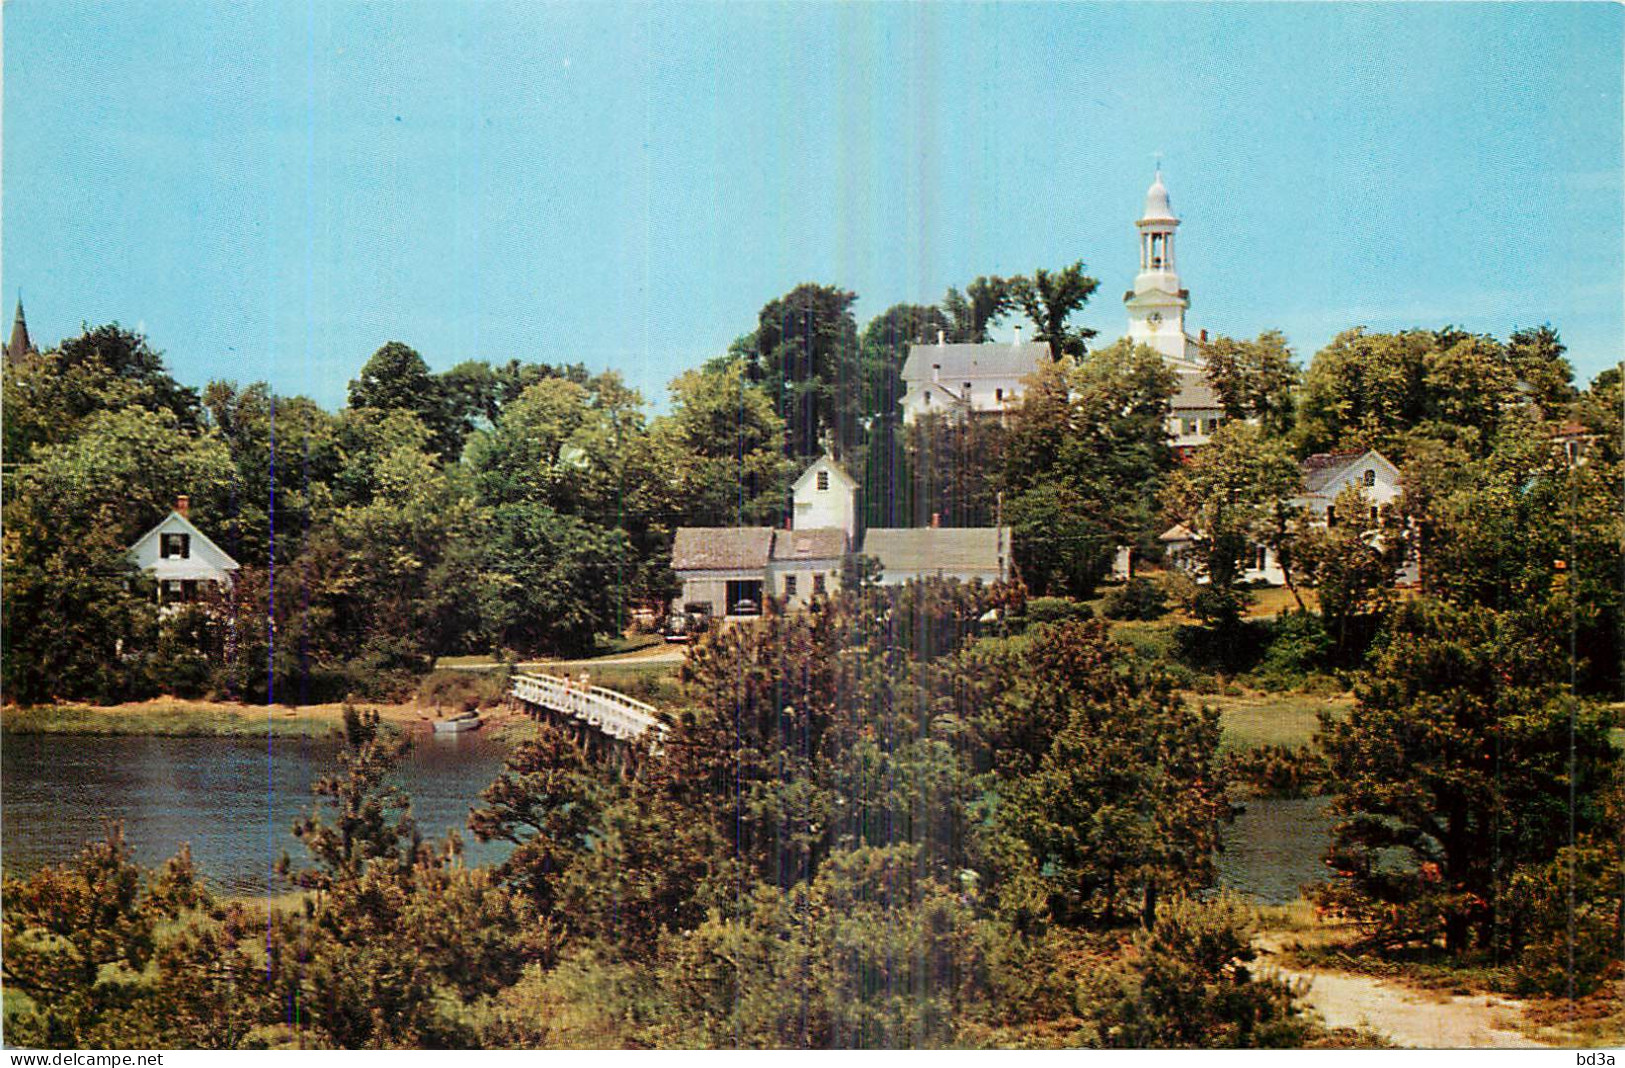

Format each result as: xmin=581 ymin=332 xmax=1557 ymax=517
xmin=1026 ymin=597 xmax=1094 ymax=626
xmin=1252 ymin=611 xmax=1332 ymax=686
xmin=1172 ymin=619 xmax=1268 ymax=675
xmin=1222 ymin=743 xmax=1328 ymax=798
xmin=1100 ymin=577 xmax=1169 ymax=621
xmin=418 ymin=669 xmax=509 ymax=713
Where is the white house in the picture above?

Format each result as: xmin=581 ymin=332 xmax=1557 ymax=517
xmin=1159 ymin=449 xmax=1409 ymax=587
xmin=899 ymin=329 xmax=1052 ymax=425
xmin=127 ymin=496 xmax=241 ymax=605
xmin=671 ymin=454 xmax=857 ymax=617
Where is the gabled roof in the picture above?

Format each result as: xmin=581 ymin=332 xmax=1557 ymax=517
xmin=791 ymin=453 xmax=858 ymax=495
xmin=772 ymin=528 xmax=846 ymax=561
xmin=861 ymin=527 xmax=1010 ymax=575
xmin=1170 ymin=371 xmax=1220 ymax=410
xmin=901 ymin=341 xmax=1052 ymax=383
xmin=127 ymin=509 xmax=241 ymax=571
xmin=671 ymin=527 xmax=775 ymax=571
xmin=1159 ymin=522 xmax=1198 ymax=543
xmin=1300 ymin=449 xmax=1400 ymax=496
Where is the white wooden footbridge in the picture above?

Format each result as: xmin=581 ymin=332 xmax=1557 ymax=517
xmin=508 ymin=671 xmax=668 ymax=752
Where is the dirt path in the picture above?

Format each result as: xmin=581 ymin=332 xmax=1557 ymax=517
xmin=1256 ymin=935 xmax=1545 ymax=1048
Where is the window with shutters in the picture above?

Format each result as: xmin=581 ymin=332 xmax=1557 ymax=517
xmin=160 ymin=533 xmax=191 ymax=559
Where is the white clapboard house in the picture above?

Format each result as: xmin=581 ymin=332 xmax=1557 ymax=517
xmin=127 ymin=496 xmax=241 ymax=606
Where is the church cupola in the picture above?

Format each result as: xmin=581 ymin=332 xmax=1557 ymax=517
xmin=1125 ymin=168 xmax=1199 ymax=365
xmin=1135 ymin=169 xmax=1181 ymax=289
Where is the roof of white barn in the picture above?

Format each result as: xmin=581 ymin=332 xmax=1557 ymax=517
xmin=127 ymin=510 xmax=242 ymax=579
xmin=671 ymin=527 xmax=776 ymax=571
xmin=862 ymin=527 xmax=1010 ymax=576
xmin=1300 ymin=449 xmax=1400 ymax=496
xmin=901 ymin=341 xmax=1052 ymax=383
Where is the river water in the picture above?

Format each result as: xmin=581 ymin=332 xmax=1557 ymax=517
xmin=0 ymin=729 xmax=514 ymax=894
xmin=2 ymin=733 xmax=1335 ymax=903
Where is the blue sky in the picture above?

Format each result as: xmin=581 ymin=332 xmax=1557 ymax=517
xmin=5 ymin=2 xmax=1621 ymax=410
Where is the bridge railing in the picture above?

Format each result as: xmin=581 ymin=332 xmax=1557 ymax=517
xmin=510 ymin=671 xmax=668 ymax=744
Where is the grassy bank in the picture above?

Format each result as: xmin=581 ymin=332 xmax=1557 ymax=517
xmin=1200 ymin=690 xmax=1354 ymax=754
xmin=0 ymin=698 xmax=435 ymax=738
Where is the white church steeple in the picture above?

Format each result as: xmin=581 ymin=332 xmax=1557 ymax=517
xmin=1125 ymin=169 xmax=1201 ymax=365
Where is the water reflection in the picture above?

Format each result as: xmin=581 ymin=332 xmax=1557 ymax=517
xmin=2 ymin=728 xmax=514 ymax=894
xmin=1218 ymin=795 xmax=1335 ymax=904
xmin=5 ymin=731 xmax=1338 ymax=904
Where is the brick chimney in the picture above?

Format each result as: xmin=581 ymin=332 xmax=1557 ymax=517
xmin=175 ymin=495 xmax=190 ymax=518
xmin=1200 ymin=329 xmax=1208 ymax=343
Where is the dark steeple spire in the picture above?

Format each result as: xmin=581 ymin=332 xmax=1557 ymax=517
xmin=7 ymin=297 xmax=36 ymax=367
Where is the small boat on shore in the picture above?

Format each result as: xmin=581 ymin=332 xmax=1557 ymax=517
xmin=432 ymin=710 xmax=483 ymax=734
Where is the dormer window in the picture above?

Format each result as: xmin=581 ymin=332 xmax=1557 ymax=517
xmin=160 ymin=533 xmax=191 ymax=560
xmin=817 ymin=470 xmax=829 ymax=491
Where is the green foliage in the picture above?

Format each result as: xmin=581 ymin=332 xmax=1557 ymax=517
xmin=1004 ymin=343 xmax=1177 ymax=597
xmin=1088 ymin=895 xmax=1313 ymax=1048
xmin=1008 ymin=261 xmax=1099 ymax=361
xmin=1099 ymin=577 xmax=1169 ymax=621
xmin=1161 ymin=420 xmax=1301 ymax=597
xmin=941 ymin=276 xmax=1015 ymax=344
xmin=649 ymin=357 xmax=791 ymax=527
xmin=347 ymin=341 xmax=463 ymax=461
xmin=1025 ymin=597 xmax=1094 ymax=626
xmin=753 ymin=283 xmax=863 ymax=457
xmin=1254 ymin=610 xmax=1332 ymax=682
xmin=1201 ymin=330 xmax=1300 ymax=436
xmin=1222 ymin=743 xmax=1327 ymax=798
xmin=1296 ymin=327 xmax=1538 ymax=461
xmin=1293 ymin=487 xmax=1404 ymax=666
xmin=1316 ymin=598 xmax=1620 ymax=961
xmin=469 ymin=723 xmax=601 ymax=916
xmin=2 ymin=826 xmax=207 ymax=1048
xmin=965 ymin=620 xmax=1229 ymax=927
xmin=2 ymin=323 xmax=201 ymax=460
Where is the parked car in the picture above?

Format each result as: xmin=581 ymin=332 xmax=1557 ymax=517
xmin=662 ymin=609 xmax=711 ymax=643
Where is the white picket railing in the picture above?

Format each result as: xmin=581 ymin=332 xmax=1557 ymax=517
xmin=510 ymin=671 xmax=668 ymax=745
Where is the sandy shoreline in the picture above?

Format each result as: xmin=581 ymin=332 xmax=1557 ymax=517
xmin=0 ymin=697 xmax=530 ymax=737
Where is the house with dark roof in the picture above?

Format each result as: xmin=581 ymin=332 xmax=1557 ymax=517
xmin=899 ymin=330 xmax=1052 ymax=425
xmin=127 ymin=496 xmax=241 ymax=607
